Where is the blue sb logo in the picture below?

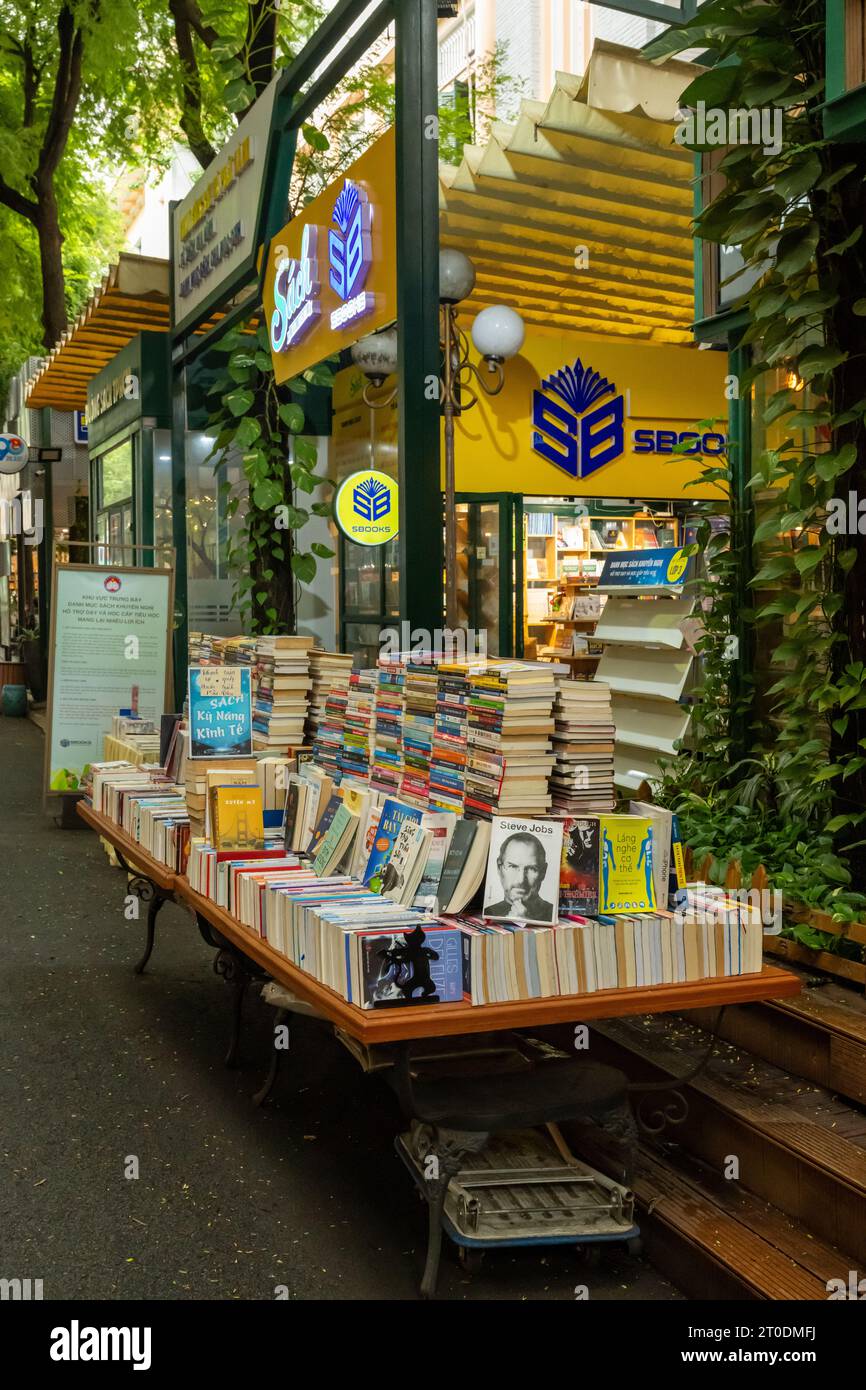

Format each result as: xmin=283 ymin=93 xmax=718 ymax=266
xmin=531 ymin=357 xmax=624 ymax=479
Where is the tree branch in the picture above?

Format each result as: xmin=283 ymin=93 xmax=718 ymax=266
xmin=38 ymin=3 xmax=84 ymax=182
xmin=169 ymin=0 xmax=217 ymax=168
xmin=0 ymin=175 xmax=39 ymax=223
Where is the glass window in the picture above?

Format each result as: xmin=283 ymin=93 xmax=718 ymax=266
xmin=99 ymin=438 xmax=133 ymax=508
xmin=153 ymin=429 xmax=173 ymax=559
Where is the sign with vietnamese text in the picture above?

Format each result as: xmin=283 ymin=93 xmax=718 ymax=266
xmin=188 ymin=665 xmax=253 ymax=758
xmin=45 ymin=565 xmax=173 ymax=793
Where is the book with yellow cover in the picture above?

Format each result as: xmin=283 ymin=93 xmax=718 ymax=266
xmin=212 ymin=785 xmax=265 ymax=851
xmin=598 ymin=814 xmax=656 ymax=914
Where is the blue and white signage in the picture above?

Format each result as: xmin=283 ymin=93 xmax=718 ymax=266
xmin=188 ymin=665 xmax=253 ymax=759
xmin=599 ymin=548 xmax=691 ymax=590
xmin=270 ymin=223 xmax=321 ymax=354
xmin=74 ymin=411 xmax=88 ymax=445
xmin=0 ymin=433 xmax=28 ymax=476
xmin=328 ymin=181 xmax=374 ymax=330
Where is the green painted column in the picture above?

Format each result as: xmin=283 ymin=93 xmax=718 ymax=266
xmin=170 ymin=359 xmax=188 ymax=708
xmin=394 ymin=0 xmax=443 ymax=635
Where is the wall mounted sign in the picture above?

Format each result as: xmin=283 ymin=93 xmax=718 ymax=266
xmin=74 ymin=411 xmax=88 ymax=445
xmin=172 ymin=77 xmax=278 ymax=335
xmin=264 ymin=127 xmax=396 ymax=385
xmin=598 ymin=548 xmax=691 ymax=590
xmin=0 ymin=433 xmax=28 ymax=475
xmin=453 ymin=334 xmax=730 ymax=501
xmin=334 ymin=469 xmax=399 ymax=546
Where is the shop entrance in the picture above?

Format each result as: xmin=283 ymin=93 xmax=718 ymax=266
xmin=454 ymin=492 xmax=523 ymax=658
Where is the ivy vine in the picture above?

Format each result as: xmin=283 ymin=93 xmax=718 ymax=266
xmin=205 ymin=318 xmax=336 ymax=634
xmin=648 ymin=0 xmax=866 ymax=932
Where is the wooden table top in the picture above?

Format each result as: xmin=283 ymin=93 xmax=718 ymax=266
xmin=77 ymin=801 xmax=179 ymax=893
xmin=78 ymin=802 xmax=802 ymax=1045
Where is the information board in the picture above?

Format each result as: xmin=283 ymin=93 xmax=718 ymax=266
xmin=45 ymin=564 xmax=173 ymax=794
xmin=188 ymin=665 xmax=253 ymax=758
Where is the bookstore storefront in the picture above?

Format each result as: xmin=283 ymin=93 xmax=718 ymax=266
xmin=449 ymin=332 xmax=730 ymax=662
xmin=86 ymin=332 xmax=173 ymax=567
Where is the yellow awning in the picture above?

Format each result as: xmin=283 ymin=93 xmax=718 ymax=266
xmin=440 ymin=41 xmax=702 ymax=344
xmin=25 ymin=254 xmax=170 ymax=411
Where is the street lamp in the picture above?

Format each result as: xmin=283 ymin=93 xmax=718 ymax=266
xmin=352 ymin=250 xmax=524 ymax=626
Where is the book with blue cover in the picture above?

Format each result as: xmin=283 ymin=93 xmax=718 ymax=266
xmin=362 ymin=798 xmax=423 ymax=892
xmin=359 ymin=923 xmax=463 ymax=1008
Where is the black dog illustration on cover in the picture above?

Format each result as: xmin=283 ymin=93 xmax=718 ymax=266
xmin=373 ymin=925 xmax=440 ymax=1006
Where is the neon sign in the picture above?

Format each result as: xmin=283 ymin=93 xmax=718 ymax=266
xmin=328 ymin=181 xmax=373 ymax=330
xmin=270 ymin=224 xmax=321 ymax=354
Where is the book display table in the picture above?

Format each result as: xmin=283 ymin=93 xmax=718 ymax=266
xmin=76 ymin=802 xmax=802 ymax=1295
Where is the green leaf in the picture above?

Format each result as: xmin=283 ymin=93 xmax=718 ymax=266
xmin=234 ymin=416 xmax=262 ymax=448
xmin=794 ymin=547 xmax=824 ymax=576
xmin=225 ymin=389 xmax=255 ymax=417
xmin=774 ymin=151 xmax=822 ymax=202
xmin=255 ymin=591 xmax=268 ymax=605
xmin=827 ymin=225 xmax=863 ymax=256
xmin=775 ymin=221 xmax=819 ymax=278
xmin=311 ymin=542 xmax=335 ymax=558
xmin=279 ymin=403 xmax=305 ymax=432
xmin=678 ymin=65 xmax=740 ymax=110
xmin=291 ymin=552 xmax=317 ymax=584
xmin=784 ymin=289 xmax=839 ymax=321
xmin=291 ymin=465 xmax=317 ymax=493
xmin=797 ymin=346 xmax=848 ymax=381
xmin=838 ymin=548 xmax=858 ymax=574
xmin=252 ymin=479 xmax=283 ymax=510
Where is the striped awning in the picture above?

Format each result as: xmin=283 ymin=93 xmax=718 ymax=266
xmin=439 ymin=41 xmax=702 ymax=344
xmin=25 ymin=254 xmax=170 ymax=411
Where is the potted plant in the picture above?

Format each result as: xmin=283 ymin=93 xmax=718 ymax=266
xmin=15 ymin=625 xmax=45 ymax=703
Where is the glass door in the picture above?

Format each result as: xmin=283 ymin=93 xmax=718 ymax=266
xmin=454 ymin=493 xmax=522 ymax=658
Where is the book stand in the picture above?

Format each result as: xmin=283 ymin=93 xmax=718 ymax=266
xmin=76 ymin=802 xmax=802 ymax=1296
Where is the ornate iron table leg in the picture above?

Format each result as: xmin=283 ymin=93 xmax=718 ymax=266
xmin=631 ymin=1005 xmax=727 ymax=1138
xmin=117 ymin=858 xmax=171 ymax=976
xmin=253 ymin=1007 xmax=289 ymax=1107
xmin=214 ymin=949 xmax=248 ymax=1068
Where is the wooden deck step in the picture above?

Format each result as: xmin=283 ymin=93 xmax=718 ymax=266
xmin=631 ymin=1145 xmax=848 ymax=1301
xmin=587 ymin=1013 xmax=866 ymax=1263
xmin=682 ymin=964 xmax=866 ymax=1105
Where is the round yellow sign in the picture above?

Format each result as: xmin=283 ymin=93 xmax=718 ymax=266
xmin=665 ymin=548 xmax=689 ymax=584
xmin=335 ymin=470 xmax=399 ymax=546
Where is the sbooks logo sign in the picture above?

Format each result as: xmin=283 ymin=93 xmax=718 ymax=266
xmin=532 ymin=358 xmax=623 ymax=481
xmin=328 ymin=181 xmax=373 ymax=330
xmin=531 ymin=355 xmax=728 ymax=481
xmin=270 ymin=178 xmax=374 ymax=356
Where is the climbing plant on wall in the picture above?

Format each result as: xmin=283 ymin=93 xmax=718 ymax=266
xmin=647 ymin=0 xmax=866 ymax=922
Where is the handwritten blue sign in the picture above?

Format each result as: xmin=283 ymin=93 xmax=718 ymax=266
xmin=188 ymin=665 xmax=253 ymax=758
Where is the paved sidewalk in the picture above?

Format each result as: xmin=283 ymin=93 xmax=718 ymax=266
xmin=0 ymin=719 xmax=680 ymax=1300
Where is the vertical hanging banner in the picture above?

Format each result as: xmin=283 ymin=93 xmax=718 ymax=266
xmin=45 ymin=565 xmax=173 ymax=793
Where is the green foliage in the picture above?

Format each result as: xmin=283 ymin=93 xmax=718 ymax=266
xmin=647 ymin=0 xmax=866 ymax=924
xmin=205 ymin=319 xmax=336 ymax=633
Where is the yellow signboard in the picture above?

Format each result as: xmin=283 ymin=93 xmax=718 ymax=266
xmin=453 ymin=334 xmax=730 ymax=501
xmin=264 ymin=128 xmax=397 ymax=385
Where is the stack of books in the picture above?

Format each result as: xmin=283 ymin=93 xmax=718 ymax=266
xmin=252 ymin=635 xmax=313 ymax=752
xmin=305 ymin=650 xmax=353 ymax=748
xmin=399 ymin=656 xmax=438 ymax=807
xmin=550 ymin=677 xmax=616 ymax=814
xmin=370 ymin=658 xmax=406 ymax=796
xmin=465 ymin=662 xmax=556 ymax=817
xmin=428 ymin=662 xmax=474 ymax=813
xmin=313 ymin=682 xmax=350 ymax=782
xmin=223 ymin=634 xmax=258 ymax=671
xmin=340 ymin=669 xmax=377 ymax=783
xmin=184 ymin=755 xmax=258 ymax=838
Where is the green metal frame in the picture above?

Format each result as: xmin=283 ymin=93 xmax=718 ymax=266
xmin=600 ymin=0 xmax=699 ymax=21
xmin=823 ymin=0 xmax=866 ymax=140
xmin=170 ymin=0 xmax=445 ymax=692
xmin=727 ymin=337 xmax=753 ymax=761
xmin=454 ymin=492 xmax=517 ymax=656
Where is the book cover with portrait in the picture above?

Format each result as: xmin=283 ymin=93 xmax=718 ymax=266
xmin=559 ymin=815 xmax=600 ymax=914
xmin=483 ymin=816 xmax=564 ymax=925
